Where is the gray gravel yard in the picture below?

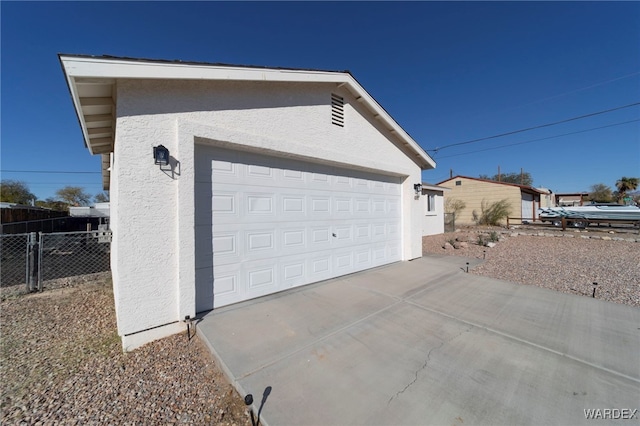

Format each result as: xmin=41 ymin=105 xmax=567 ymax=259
xmin=0 ymin=274 xmax=249 ymax=425
xmin=2 ymin=228 xmax=638 ymax=425
xmin=423 ymin=227 xmax=640 ymax=307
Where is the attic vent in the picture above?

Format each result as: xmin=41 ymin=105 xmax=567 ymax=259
xmin=331 ymin=94 xmax=344 ymax=127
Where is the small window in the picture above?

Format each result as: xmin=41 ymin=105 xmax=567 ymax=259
xmin=427 ymin=194 xmax=436 ymax=212
xmin=455 ymin=180 xmax=462 ymax=186
xmin=331 ymin=94 xmax=344 ymax=127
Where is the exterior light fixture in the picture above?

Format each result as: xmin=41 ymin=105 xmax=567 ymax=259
xmin=153 ymin=145 xmax=170 ymax=166
xmin=414 ymin=183 xmax=423 ymax=196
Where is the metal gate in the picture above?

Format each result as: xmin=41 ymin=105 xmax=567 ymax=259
xmin=0 ymin=229 xmax=112 ymax=292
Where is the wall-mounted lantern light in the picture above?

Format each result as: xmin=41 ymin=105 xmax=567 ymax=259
xmin=414 ymin=183 xmax=423 ymax=196
xmin=153 ymin=145 xmax=170 ymax=166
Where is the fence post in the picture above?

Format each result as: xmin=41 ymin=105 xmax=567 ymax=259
xmin=38 ymin=232 xmax=43 ymax=291
xmin=27 ymin=232 xmax=40 ymax=292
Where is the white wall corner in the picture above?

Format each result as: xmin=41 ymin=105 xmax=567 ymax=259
xmin=121 ymin=321 xmax=186 ymax=352
xmin=177 ymin=120 xmax=196 ymax=321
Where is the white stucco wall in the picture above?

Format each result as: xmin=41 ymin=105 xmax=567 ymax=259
xmin=421 ymin=189 xmax=446 ymax=236
xmin=112 ymin=79 xmax=425 ymax=348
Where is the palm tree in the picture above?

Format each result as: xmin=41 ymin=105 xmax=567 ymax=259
xmin=615 ymin=177 xmax=639 ymax=204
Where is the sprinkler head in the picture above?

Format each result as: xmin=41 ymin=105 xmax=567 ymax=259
xmin=244 ymin=394 xmax=253 ymax=406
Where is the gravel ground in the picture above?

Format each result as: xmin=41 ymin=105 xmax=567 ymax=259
xmin=2 ymin=229 xmax=638 ymax=424
xmin=423 ymin=227 xmax=640 ymax=307
xmin=0 ymin=274 xmax=249 ymax=425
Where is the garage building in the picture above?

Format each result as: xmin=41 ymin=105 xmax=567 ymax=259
xmin=60 ymin=55 xmax=436 ymax=349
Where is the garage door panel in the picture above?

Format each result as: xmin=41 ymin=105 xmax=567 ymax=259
xmin=354 ymin=223 xmax=371 ymax=241
xmin=280 ymin=254 xmax=309 ymax=289
xmin=246 ymin=264 xmax=277 ymax=294
xmin=354 ymin=247 xmax=372 ymax=269
xmin=281 ymin=227 xmax=306 ymax=250
xmin=309 ymin=196 xmax=331 ymax=219
xmin=211 ymin=263 xmax=242 ymax=308
xmin=372 ymin=245 xmax=387 ymax=264
xmin=333 ymin=250 xmax=354 ymax=273
xmin=309 ymin=226 xmax=332 ymax=250
xmin=371 ymin=221 xmax=388 ymax=241
xmin=281 ymin=195 xmax=307 ymax=218
xmin=195 ymin=144 xmax=402 ymax=310
xmin=211 ymin=191 xmax=239 ymax=218
xmin=308 ymin=252 xmax=333 ymax=282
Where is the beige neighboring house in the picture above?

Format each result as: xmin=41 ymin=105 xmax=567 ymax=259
xmin=421 ymin=183 xmax=450 ymax=236
xmin=437 ymin=175 xmax=546 ymax=225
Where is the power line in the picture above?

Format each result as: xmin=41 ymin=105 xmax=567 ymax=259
xmin=429 ymin=102 xmax=640 ymax=153
xmin=0 ymin=170 xmax=101 ymax=174
xmin=434 ymin=118 xmax=640 ymax=159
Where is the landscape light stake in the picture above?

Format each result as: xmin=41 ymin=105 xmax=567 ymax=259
xmin=592 ymin=282 xmax=598 ymax=298
xmin=466 ymin=262 xmax=469 ymax=273
xmin=483 ymin=250 xmax=486 ymax=260
xmin=245 ymin=394 xmax=257 ymax=426
xmin=184 ymin=315 xmax=192 ymax=341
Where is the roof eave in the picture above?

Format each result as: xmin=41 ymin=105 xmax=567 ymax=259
xmin=59 ymin=55 xmax=436 ymax=185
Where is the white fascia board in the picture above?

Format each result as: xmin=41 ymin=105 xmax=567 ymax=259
xmin=59 ymin=56 xmax=436 ymax=169
xmin=60 ymin=56 xmax=346 ymax=83
xmin=60 ymin=60 xmax=95 ymax=155
xmin=421 ymin=183 xmax=451 ymax=191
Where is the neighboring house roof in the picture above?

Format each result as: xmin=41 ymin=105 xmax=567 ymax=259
xmin=59 ymin=54 xmax=436 ymax=189
xmin=437 ymin=175 xmax=546 ymax=194
xmin=421 ymin=182 xmax=451 ymax=192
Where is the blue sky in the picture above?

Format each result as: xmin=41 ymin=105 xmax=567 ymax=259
xmin=2 ymin=1 xmax=639 ymax=201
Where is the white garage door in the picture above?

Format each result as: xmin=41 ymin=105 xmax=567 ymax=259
xmin=521 ymin=193 xmax=534 ymax=221
xmin=195 ymin=144 xmax=402 ymax=312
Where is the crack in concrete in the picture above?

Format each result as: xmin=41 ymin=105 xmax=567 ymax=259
xmin=388 ymin=326 xmax=473 ymax=405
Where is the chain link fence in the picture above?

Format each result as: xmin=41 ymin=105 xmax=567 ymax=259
xmin=40 ymin=231 xmax=111 ymax=282
xmin=0 ymin=233 xmax=29 ymax=287
xmin=0 ymin=230 xmax=111 ymax=292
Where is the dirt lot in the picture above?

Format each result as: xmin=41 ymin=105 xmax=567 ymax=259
xmin=0 ymin=274 xmax=249 ymax=425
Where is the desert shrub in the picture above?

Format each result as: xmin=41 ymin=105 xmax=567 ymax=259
xmin=489 ymin=231 xmax=499 ymax=242
xmin=445 ymin=198 xmax=466 ymax=217
xmin=475 ymin=199 xmax=512 ymax=226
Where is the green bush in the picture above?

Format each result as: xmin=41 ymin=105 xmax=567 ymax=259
xmin=475 ymin=199 xmax=512 ymax=226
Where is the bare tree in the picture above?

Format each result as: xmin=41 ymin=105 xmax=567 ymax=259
xmin=55 ymin=186 xmax=91 ymax=207
xmin=94 ymin=192 xmax=110 ymax=203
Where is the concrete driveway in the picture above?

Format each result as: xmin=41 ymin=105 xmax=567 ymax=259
xmin=197 ymin=256 xmax=640 ymax=425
